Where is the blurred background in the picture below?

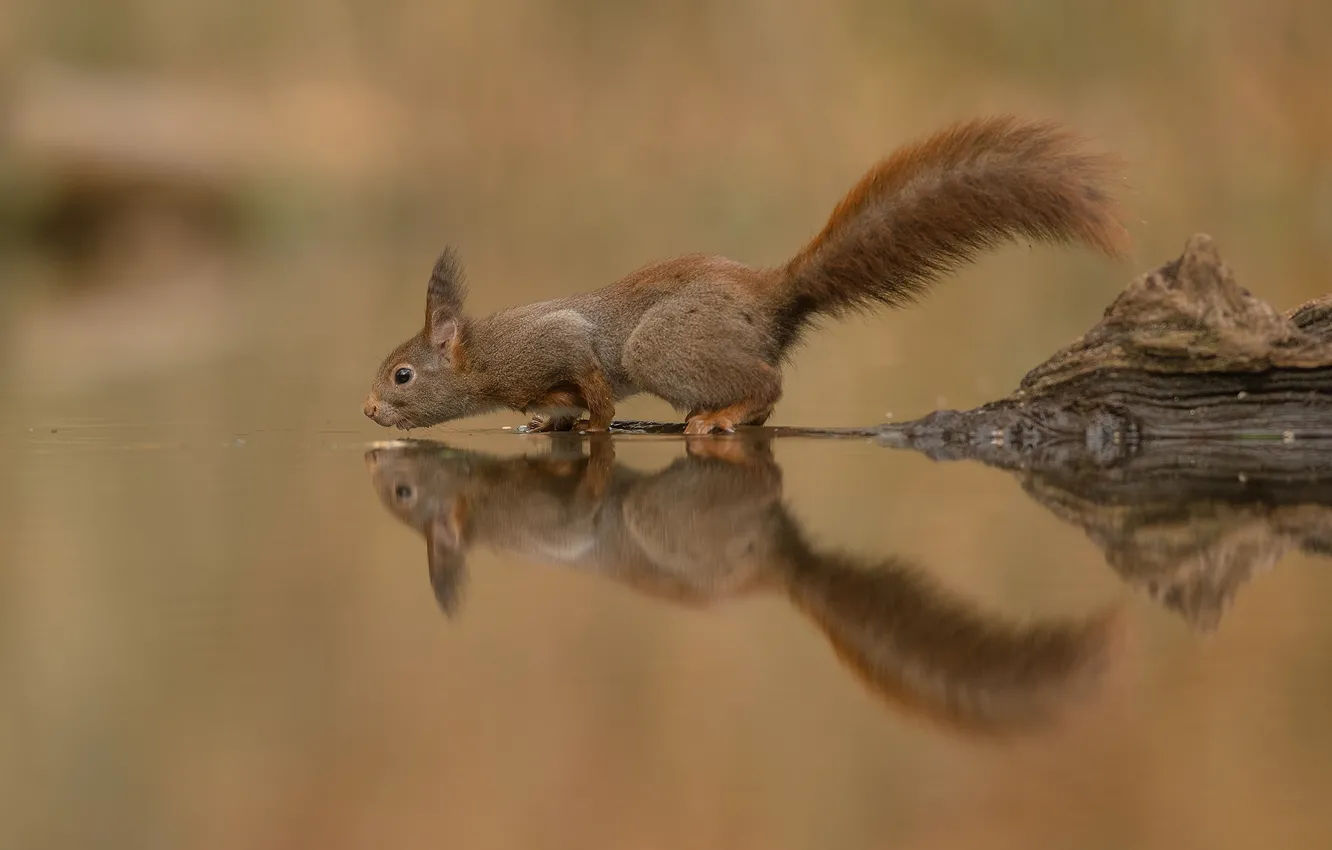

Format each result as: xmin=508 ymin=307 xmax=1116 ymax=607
xmin=3 ymin=0 xmax=1332 ymax=414
xmin=4 ymin=2 xmax=1332 ymax=849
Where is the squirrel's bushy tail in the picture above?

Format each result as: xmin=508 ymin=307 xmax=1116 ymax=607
xmin=776 ymin=116 xmax=1129 ymax=346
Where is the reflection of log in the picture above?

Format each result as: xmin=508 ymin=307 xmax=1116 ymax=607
xmin=1003 ymin=444 xmax=1332 ymax=632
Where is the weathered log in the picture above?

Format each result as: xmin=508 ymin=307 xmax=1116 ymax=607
xmin=879 ymin=233 xmax=1332 ymax=457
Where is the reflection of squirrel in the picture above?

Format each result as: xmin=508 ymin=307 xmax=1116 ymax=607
xmin=363 ymin=116 xmax=1129 ymax=434
xmin=365 ymin=435 xmax=1122 ymax=736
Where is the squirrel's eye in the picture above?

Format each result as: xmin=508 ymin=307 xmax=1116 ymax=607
xmin=393 ymin=367 xmax=414 ymax=385
xmin=394 ymin=485 xmax=413 ymax=501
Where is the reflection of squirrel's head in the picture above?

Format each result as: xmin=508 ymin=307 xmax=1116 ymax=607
xmin=365 ymin=441 xmax=475 ymax=530
xmin=366 ymin=442 xmax=475 ymax=616
xmin=365 ymin=436 xmax=619 ymax=615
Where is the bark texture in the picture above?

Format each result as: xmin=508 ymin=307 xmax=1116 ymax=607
xmin=880 ymin=233 xmax=1332 ymax=457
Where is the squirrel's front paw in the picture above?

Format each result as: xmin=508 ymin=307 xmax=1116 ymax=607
xmin=524 ymin=414 xmax=580 ymax=433
xmin=522 ymin=415 xmax=554 ymax=433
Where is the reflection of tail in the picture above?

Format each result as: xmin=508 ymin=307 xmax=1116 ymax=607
xmin=779 ymin=521 xmax=1121 ymax=736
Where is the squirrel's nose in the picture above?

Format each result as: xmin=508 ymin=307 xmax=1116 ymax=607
xmin=363 ymin=398 xmax=379 ymax=420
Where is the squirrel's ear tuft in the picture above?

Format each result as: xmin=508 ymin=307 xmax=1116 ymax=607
xmin=425 ymin=246 xmax=467 ymax=323
xmin=425 ymin=247 xmax=468 ymax=359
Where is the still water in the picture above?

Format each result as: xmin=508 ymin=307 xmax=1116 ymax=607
xmin=7 ymin=415 xmax=1332 ymax=850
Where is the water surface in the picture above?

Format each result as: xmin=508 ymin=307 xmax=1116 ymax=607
xmin=6 ymin=416 xmax=1332 ymax=850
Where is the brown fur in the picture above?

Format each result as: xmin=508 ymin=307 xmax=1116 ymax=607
xmin=365 ymin=435 xmax=1122 ymax=736
xmin=780 ymin=115 xmax=1128 ymax=334
xmin=364 ymin=116 xmax=1129 ymax=434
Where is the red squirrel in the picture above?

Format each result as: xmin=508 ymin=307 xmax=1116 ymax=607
xmin=363 ymin=116 xmax=1129 ymax=434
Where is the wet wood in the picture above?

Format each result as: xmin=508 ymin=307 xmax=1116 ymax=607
xmin=879 ymin=233 xmax=1332 ymax=455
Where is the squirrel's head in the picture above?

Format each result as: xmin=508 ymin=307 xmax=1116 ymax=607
xmin=364 ymin=248 xmax=485 ymax=430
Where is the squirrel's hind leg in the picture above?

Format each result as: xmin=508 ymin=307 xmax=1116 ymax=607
xmin=524 ymin=412 xmax=581 ymax=433
xmin=624 ymin=297 xmax=783 ymax=434
xmin=683 ymin=382 xmax=778 ymax=435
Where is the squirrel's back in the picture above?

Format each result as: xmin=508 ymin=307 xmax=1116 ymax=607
xmin=774 ymin=116 xmax=1129 ymax=351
